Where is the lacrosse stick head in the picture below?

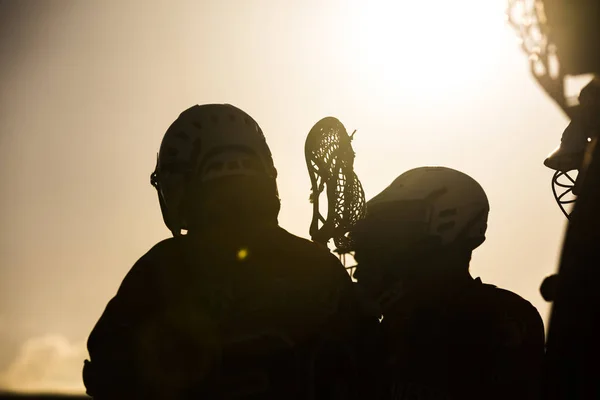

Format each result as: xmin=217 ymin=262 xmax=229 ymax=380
xmin=305 ymin=117 xmax=366 ymax=254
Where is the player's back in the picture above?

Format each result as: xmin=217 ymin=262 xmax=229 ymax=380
xmin=380 ymin=277 xmax=544 ymax=400
xmin=85 ymin=224 xmax=365 ymax=399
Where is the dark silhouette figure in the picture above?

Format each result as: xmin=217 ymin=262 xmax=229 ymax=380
xmin=350 ymin=166 xmax=546 ymax=400
xmin=82 ymin=104 xmax=374 ymax=399
xmin=509 ymin=1 xmax=600 ymax=396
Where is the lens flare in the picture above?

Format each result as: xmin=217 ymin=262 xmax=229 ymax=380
xmin=236 ymin=247 xmax=249 ymax=261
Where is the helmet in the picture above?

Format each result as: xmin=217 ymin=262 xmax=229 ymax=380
xmin=545 ymin=79 xmax=600 ymax=172
xmin=544 ymin=118 xmax=590 ymax=173
xmin=544 ymin=119 xmax=586 ymax=218
xmin=544 ymin=79 xmax=600 ymax=218
xmin=352 ymin=167 xmax=489 ymax=253
xmin=150 ymin=104 xmax=278 ymax=235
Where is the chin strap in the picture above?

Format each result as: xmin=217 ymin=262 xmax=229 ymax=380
xmin=305 ymin=117 xmax=366 ymax=272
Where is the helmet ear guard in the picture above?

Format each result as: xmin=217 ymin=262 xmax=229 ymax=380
xmin=151 ymin=157 xmax=185 ymax=236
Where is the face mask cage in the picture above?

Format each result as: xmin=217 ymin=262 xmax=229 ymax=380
xmin=551 ymin=169 xmax=579 ymax=219
xmin=347 ymin=201 xmax=435 ymax=282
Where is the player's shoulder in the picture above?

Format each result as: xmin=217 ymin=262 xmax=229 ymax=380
xmin=269 ymin=226 xmax=324 ymax=248
xmin=118 ymin=237 xmax=185 ymax=291
xmin=479 ymin=282 xmax=537 ymax=310
xmin=477 ymin=281 xmax=544 ymax=330
xmin=269 ymin=226 xmax=340 ymax=259
xmin=266 ymin=226 xmax=351 ymax=278
xmin=130 ymin=237 xmax=183 ymax=269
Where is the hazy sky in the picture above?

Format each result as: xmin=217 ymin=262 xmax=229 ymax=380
xmin=0 ymin=0 xmax=572 ymax=393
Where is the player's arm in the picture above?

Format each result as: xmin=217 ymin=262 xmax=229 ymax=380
xmin=310 ymin=251 xmax=383 ymax=399
xmin=83 ymin=245 xmax=165 ymax=399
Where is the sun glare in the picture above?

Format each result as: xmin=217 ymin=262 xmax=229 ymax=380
xmin=343 ymin=1 xmax=508 ymax=102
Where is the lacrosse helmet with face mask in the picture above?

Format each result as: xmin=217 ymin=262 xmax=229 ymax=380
xmin=544 ymin=79 xmax=600 ymax=218
xmin=150 ymin=104 xmax=279 ymax=236
xmin=351 ymin=167 xmax=489 ymax=290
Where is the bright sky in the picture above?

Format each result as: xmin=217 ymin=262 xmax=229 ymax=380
xmin=0 ymin=0 xmax=571 ymax=394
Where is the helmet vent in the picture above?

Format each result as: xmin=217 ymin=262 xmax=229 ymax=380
xmin=437 ymin=221 xmax=456 ymax=233
xmin=190 ymin=138 xmax=202 ymax=165
xmin=439 ymin=208 xmax=457 ymax=218
xmin=241 ymin=158 xmax=263 ymax=172
xmin=175 ymin=131 xmax=190 ymax=141
xmin=425 ymin=187 xmax=448 ymax=201
xmin=192 ymin=121 xmax=203 ymax=130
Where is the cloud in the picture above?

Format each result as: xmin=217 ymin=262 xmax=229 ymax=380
xmin=0 ymin=334 xmax=87 ymax=394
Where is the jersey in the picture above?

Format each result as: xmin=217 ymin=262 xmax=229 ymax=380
xmin=82 ymin=224 xmax=376 ymax=399
xmin=378 ymin=277 xmax=545 ymax=400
